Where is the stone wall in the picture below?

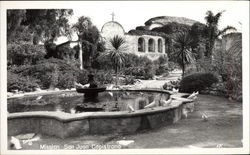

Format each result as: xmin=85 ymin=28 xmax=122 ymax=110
xmin=8 ymin=91 xmax=194 ymax=139
xmin=101 ymin=21 xmax=125 ymax=39
xmin=125 ymin=34 xmax=166 ymax=60
xmin=101 ymin=21 xmax=167 ymax=61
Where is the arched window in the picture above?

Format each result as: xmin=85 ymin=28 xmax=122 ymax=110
xmin=158 ymin=39 xmax=163 ymax=53
xmin=138 ymin=37 xmax=145 ymax=52
xmin=148 ymin=39 xmax=155 ymax=52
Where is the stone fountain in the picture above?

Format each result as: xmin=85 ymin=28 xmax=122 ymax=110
xmin=76 ymin=73 xmax=106 ymax=100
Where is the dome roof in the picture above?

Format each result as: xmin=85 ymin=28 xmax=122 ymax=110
xmin=101 ymin=21 xmax=125 ymax=39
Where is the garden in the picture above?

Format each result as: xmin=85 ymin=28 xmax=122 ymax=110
xmin=6 ymin=9 xmax=243 ymax=149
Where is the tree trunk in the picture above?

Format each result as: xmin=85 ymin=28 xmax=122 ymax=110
xmin=7 ymin=16 xmax=23 ymax=43
xmin=182 ymin=64 xmax=185 ymax=78
xmin=115 ymin=65 xmax=118 ymax=87
xmin=181 ymin=48 xmax=185 ymax=78
xmin=79 ymin=41 xmax=83 ymax=70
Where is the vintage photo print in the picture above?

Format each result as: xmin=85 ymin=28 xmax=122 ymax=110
xmin=0 ymin=1 xmax=249 ymax=154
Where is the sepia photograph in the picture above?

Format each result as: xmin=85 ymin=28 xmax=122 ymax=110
xmin=0 ymin=1 xmax=249 ymax=154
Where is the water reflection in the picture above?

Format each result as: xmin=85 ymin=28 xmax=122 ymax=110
xmin=8 ymin=91 xmax=170 ymax=114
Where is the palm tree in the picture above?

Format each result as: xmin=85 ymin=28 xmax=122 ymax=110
xmin=204 ymin=10 xmax=236 ymax=58
xmin=100 ymin=35 xmax=127 ymax=86
xmin=171 ymin=31 xmax=195 ymax=77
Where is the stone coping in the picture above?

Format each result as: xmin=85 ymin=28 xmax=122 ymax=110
xmin=8 ymin=89 xmax=193 ymax=122
xmin=7 ymin=89 xmax=76 ymax=99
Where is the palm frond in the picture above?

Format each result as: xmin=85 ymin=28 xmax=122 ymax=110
xmin=217 ymin=26 xmax=237 ymax=37
xmin=184 ymin=49 xmax=196 ymax=64
xmin=109 ymin=35 xmax=126 ymax=50
xmin=171 ymin=31 xmax=195 ymax=66
xmin=228 ymin=37 xmax=242 ymax=57
xmin=99 ymin=35 xmax=127 ymax=70
xmin=214 ymin=10 xmax=225 ymax=24
xmin=205 ymin=10 xmax=225 ymax=27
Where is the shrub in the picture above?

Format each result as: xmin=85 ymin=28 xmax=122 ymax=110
xmin=57 ymin=71 xmax=76 ymax=89
xmin=179 ymin=72 xmax=218 ymax=93
xmin=143 ymin=64 xmax=155 ymax=79
xmin=122 ymin=76 xmax=136 ymax=85
xmin=124 ymin=67 xmax=145 ymax=77
xmin=155 ymin=65 xmax=169 ymax=75
xmin=163 ymin=79 xmax=180 ymax=90
xmin=76 ymin=69 xmax=89 ymax=85
xmin=9 ymin=58 xmax=83 ymax=89
xmin=76 ymin=70 xmax=114 ymax=86
xmin=94 ymin=70 xmax=114 ymax=85
xmin=7 ymin=71 xmax=39 ymax=92
xmin=7 ymin=42 xmax=46 ymax=66
xmin=153 ymin=55 xmax=169 ymax=76
xmin=124 ymin=66 xmax=154 ymax=80
xmin=168 ymin=61 xmax=180 ymax=71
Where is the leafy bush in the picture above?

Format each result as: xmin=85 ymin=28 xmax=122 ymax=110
xmin=153 ymin=55 xmax=169 ymax=76
xmin=76 ymin=70 xmax=114 ymax=86
xmin=57 ymin=71 xmax=76 ymax=89
xmin=7 ymin=42 xmax=46 ymax=66
xmin=8 ymin=58 xmax=115 ymax=90
xmin=76 ymin=69 xmax=89 ymax=85
xmin=9 ymin=58 xmax=83 ymax=89
xmin=122 ymin=76 xmax=136 ymax=85
xmin=7 ymin=71 xmax=39 ymax=92
xmin=179 ymin=72 xmax=218 ymax=93
xmin=163 ymin=79 xmax=180 ymax=90
xmin=124 ymin=67 xmax=145 ymax=77
xmin=168 ymin=61 xmax=180 ymax=71
xmin=124 ymin=66 xmax=154 ymax=80
xmin=155 ymin=65 xmax=168 ymax=75
xmin=94 ymin=70 xmax=114 ymax=85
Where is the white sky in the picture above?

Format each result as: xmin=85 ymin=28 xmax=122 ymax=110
xmin=69 ymin=1 xmax=245 ymax=32
xmin=53 ymin=1 xmax=246 ymax=43
xmin=2 ymin=1 xmax=247 ymax=43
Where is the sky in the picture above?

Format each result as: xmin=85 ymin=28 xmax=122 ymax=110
xmin=51 ymin=1 xmax=247 ymax=43
xmin=70 ymin=1 xmax=245 ymax=31
xmin=2 ymin=1 xmax=244 ymax=44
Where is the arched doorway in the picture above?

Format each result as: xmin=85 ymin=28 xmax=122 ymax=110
xmin=138 ymin=37 xmax=145 ymax=52
xmin=158 ymin=39 xmax=163 ymax=53
xmin=148 ymin=38 xmax=155 ymax=52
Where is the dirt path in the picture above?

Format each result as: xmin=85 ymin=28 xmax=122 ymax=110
xmin=133 ymin=70 xmax=182 ymax=89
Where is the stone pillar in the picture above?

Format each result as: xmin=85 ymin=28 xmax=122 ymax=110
xmin=155 ymin=38 xmax=158 ymax=53
xmin=162 ymin=39 xmax=166 ymax=54
xmin=145 ymin=38 xmax=149 ymax=53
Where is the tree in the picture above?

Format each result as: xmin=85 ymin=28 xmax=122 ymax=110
xmin=99 ymin=35 xmax=127 ymax=86
xmin=72 ymin=16 xmax=101 ymax=70
xmin=204 ymin=10 xmax=236 ymax=58
xmin=152 ymin=22 xmax=191 ymax=35
xmin=170 ymin=32 xmax=195 ymax=77
xmin=190 ymin=22 xmax=206 ymax=48
xmin=7 ymin=10 xmax=26 ymax=43
xmin=226 ymin=33 xmax=242 ymax=99
xmin=7 ymin=9 xmax=73 ymax=44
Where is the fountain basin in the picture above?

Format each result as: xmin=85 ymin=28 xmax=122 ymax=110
xmin=8 ymin=89 xmax=195 ymax=138
xmin=76 ymin=87 xmax=106 ymax=93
